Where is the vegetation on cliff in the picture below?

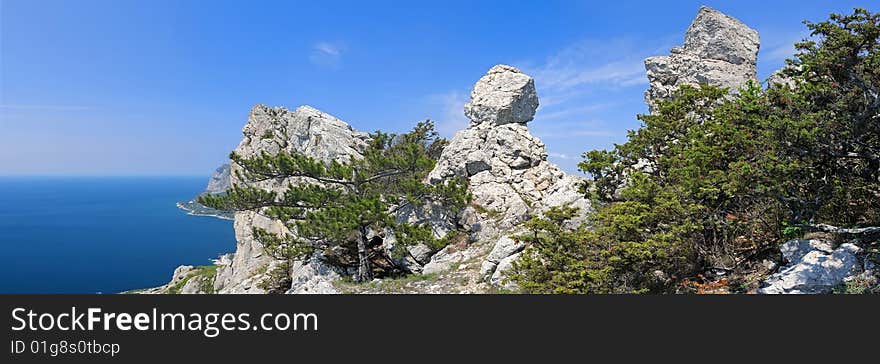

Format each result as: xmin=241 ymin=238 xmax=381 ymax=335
xmin=512 ymin=8 xmax=880 ymax=293
xmin=200 ymin=121 xmax=469 ymax=290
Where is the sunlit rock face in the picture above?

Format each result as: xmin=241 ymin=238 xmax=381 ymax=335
xmin=644 ymin=6 xmax=760 ymax=112
xmin=215 ymin=105 xmax=370 ymax=294
xmin=427 ymin=64 xmax=591 ymax=281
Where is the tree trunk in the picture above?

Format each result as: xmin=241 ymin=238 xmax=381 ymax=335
xmin=356 ymin=230 xmax=373 ymax=282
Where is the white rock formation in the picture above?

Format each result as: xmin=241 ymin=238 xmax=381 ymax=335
xmin=767 ymin=64 xmax=805 ymax=89
xmin=479 ymin=236 xmax=523 ymax=274
xmin=427 ymin=64 xmax=592 ymax=283
xmin=464 ymin=64 xmax=539 ymax=126
xmin=285 ymin=255 xmax=342 ymax=294
xmin=759 ymin=239 xmax=863 ymax=294
xmin=644 ymin=6 xmax=760 ymax=112
xmin=422 ymin=243 xmax=484 ymax=275
xmin=214 ymin=105 xmax=371 ymax=294
xmin=491 ymin=252 xmax=521 ymax=289
xmin=430 ymin=65 xmax=589 ymax=231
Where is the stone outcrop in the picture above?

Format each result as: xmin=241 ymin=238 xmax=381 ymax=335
xmin=176 ymin=163 xmax=234 ymax=220
xmin=285 ymin=255 xmax=342 ymax=294
xmin=429 ymin=65 xmax=589 ymax=232
xmin=759 ymin=239 xmax=868 ymax=294
xmin=427 ymin=65 xmax=592 ymax=282
xmin=490 ymin=252 xmax=521 ymax=289
xmin=214 ymin=105 xmax=371 ymax=294
xmin=204 ymin=164 xmax=231 ymax=195
xmin=767 ymin=65 xmax=804 ymax=89
xmin=644 ymin=6 xmax=759 ymax=112
xmin=422 ymin=242 xmax=485 ymax=275
xmin=464 ymin=65 xmax=539 ymax=127
xmin=479 ymin=236 xmax=526 ymax=280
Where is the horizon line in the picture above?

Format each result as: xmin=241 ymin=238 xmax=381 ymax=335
xmin=0 ymin=174 xmax=210 ymax=178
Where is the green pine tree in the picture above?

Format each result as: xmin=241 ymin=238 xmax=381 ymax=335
xmin=200 ymin=120 xmax=470 ymax=290
xmin=512 ymin=8 xmax=880 ymax=294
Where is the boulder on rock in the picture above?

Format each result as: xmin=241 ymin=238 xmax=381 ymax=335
xmin=427 ymin=64 xmax=592 ymax=284
xmin=428 ymin=65 xmax=590 ymax=233
xmin=465 ymin=64 xmax=539 ymax=127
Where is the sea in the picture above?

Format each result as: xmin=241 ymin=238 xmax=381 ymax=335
xmin=0 ymin=176 xmax=235 ymax=293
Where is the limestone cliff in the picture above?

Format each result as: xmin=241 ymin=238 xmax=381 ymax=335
xmin=423 ymin=65 xmax=591 ymax=285
xmin=204 ymin=164 xmax=231 ymax=195
xmin=644 ymin=6 xmax=759 ymax=112
xmin=214 ymin=105 xmax=371 ymax=294
xmin=176 ymin=164 xmax=234 ymax=220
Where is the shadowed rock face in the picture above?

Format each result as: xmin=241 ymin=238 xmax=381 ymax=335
xmin=644 ymin=6 xmax=760 ymax=112
xmin=204 ymin=164 xmax=231 ymax=195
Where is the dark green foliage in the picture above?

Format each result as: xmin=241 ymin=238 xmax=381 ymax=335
xmin=513 ymin=9 xmax=880 ymax=294
xmin=510 ymin=206 xmax=604 ymax=294
xmin=771 ymin=8 xmax=880 ymax=225
xmin=257 ymin=262 xmax=293 ymax=294
xmin=568 ymin=83 xmax=786 ymax=293
xmin=200 ymin=120 xmax=470 ymax=289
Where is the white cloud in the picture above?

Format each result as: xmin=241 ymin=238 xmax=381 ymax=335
xmin=535 ymin=59 xmax=646 ymax=92
xmin=524 ymin=39 xmax=650 ymax=96
xmin=0 ymin=104 xmax=91 ymax=111
xmin=511 ymin=38 xmax=661 ymax=134
xmin=548 ymin=152 xmax=572 ymax=160
xmin=761 ymin=30 xmax=810 ymax=62
xmin=765 ymin=43 xmax=796 ymax=61
xmin=531 ymin=119 xmax=616 ymax=139
xmin=309 ymin=41 xmax=345 ymax=68
xmin=536 ymin=103 xmax=612 ymax=121
xmin=426 ymin=91 xmax=469 ymax=137
xmin=506 ymin=38 xmax=664 ymax=145
xmin=314 ymin=42 xmax=341 ymax=56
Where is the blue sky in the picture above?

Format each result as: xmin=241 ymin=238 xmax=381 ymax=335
xmin=0 ymin=0 xmax=871 ymax=176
